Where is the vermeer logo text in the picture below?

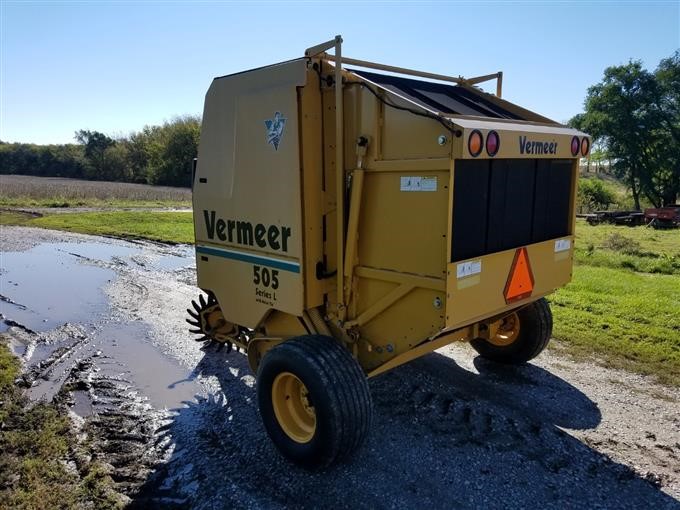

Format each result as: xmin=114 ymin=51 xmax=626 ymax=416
xmin=519 ymin=136 xmax=558 ymax=155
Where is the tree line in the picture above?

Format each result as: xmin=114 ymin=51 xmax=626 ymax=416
xmin=570 ymin=51 xmax=679 ymax=209
xmin=0 ymin=115 xmax=200 ymax=187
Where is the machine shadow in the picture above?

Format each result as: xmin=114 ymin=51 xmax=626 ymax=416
xmin=130 ymin=348 xmax=678 ymax=509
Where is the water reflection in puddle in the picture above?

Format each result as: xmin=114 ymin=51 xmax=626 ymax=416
xmin=1 ymin=240 xmax=192 ymax=333
xmin=97 ymin=321 xmax=200 ymax=410
xmin=1 ymin=242 xmax=115 ymax=331
xmin=2 ymin=238 xmax=201 ymax=409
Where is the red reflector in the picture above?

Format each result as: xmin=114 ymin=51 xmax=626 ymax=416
xmin=581 ymin=137 xmax=590 ymax=156
xmin=504 ymin=247 xmax=535 ymax=303
xmin=486 ymin=130 xmax=500 ymax=156
xmin=570 ymin=136 xmax=580 ymax=156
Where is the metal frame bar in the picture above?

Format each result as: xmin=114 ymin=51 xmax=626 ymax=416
xmin=354 ymin=266 xmax=446 ymax=291
xmin=322 ymin=54 xmax=503 ymax=97
xmin=344 ymin=284 xmax=415 ymax=329
xmin=333 ymin=36 xmax=346 ymax=322
xmin=367 ymin=326 xmax=472 ymax=378
xmin=343 ymin=168 xmax=364 ymax=306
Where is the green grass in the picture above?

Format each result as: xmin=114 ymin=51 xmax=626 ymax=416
xmin=0 ymin=196 xmax=191 ymax=209
xmin=0 ymin=210 xmax=39 ymax=226
xmin=550 ymin=266 xmax=680 ymax=385
xmin=550 ymin=220 xmax=680 ymax=385
xmin=574 ymin=221 xmax=680 ymax=275
xmin=1 ymin=210 xmax=194 ymax=244
xmin=0 ymin=340 xmax=125 ymax=509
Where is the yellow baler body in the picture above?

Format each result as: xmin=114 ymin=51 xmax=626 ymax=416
xmin=193 ymin=52 xmax=588 ymax=376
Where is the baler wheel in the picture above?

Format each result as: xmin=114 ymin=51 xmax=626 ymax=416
xmin=186 ymin=292 xmax=238 ymax=351
xmin=256 ymin=335 xmax=373 ymax=469
xmin=470 ymin=298 xmax=553 ymax=364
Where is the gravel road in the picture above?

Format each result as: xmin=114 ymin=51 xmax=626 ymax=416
xmin=1 ymin=226 xmax=678 ymax=509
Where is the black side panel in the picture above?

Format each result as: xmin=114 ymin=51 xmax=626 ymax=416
xmin=531 ymin=160 xmax=552 ymax=242
xmin=452 ymin=159 xmax=573 ymax=262
xmin=485 ymin=160 xmax=508 ymax=254
xmin=546 ymin=160 xmax=573 ymax=240
xmin=488 ymin=159 xmax=536 ymax=252
xmin=451 ymin=160 xmax=490 ymax=262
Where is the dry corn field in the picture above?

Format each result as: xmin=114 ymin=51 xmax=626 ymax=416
xmin=0 ymin=174 xmax=191 ymax=206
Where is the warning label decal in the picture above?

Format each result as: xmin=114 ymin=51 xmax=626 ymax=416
xmin=400 ymin=176 xmax=437 ymax=192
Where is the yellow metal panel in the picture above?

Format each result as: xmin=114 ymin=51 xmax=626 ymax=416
xmin=356 ymin=169 xmax=449 ymax=278
xmin=264 ymin=310 xmax=308 ymax=338
xmin=194 ymin=59 xmax=307 ymax=328
xmin=445 ymin=237 xmax=574 ymax=329
xmin=299 ymin=68 xmax=325 ymax=309
xmin=380 ymin=100 xmax=452 ymax=160
xmin=196 ymin=251 xmax=302 ymax=329
xmin=355 ymin=283 xmax=446 ymax=372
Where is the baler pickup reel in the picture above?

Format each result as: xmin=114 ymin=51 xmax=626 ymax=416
xmin=186 ymin=292 xmax=241 ymax=352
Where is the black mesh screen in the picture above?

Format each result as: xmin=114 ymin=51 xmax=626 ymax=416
xmin=451 ymin=159 xmax=573 ymax=262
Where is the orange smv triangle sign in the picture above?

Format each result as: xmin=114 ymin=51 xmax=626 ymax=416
xmin=504 ymin=247 xmax=534 ymax=304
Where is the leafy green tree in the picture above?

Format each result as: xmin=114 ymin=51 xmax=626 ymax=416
xmin=571 ymin=52 xmax=679 ymax=208
xmin=74 ymin=130 xmax=115 ymax=180
xmin=654 ymin=51 xmax=680 ymax=205
xmin=0 ymin=142 xmax=86 ymax=178
xmin=145 ymin=116 xmax=200 ymax=187
xmin=3 ymin=117 xmax=201 ymax=187
xmin=100 ymin=144 xmax=131 ymax=182
xmin=124 ymin=126 xmax=161 ymax=183
xmin=578 ymin=178 xmax=616 ymax=212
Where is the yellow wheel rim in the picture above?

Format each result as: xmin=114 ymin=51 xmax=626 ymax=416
xmin=488 ymin=312 xmax=521 ymax=347
xmin=271 ymin=372 xmax=316 ymax=443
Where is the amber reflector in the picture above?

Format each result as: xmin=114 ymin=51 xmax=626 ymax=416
xmin=486 ymin=130 xmax=500 ymax=156
xmin=468 ymin=130 xmax=483 ymax=157
xmin=504 ymin=247 xmax=535 ymax=304
xmin=581 ymin=137 xmax=590 ymax=156
xmin=570 ymin=136 xmax=580 ymax=156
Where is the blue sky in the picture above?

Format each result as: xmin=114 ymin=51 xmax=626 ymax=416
xmin=1 ymin=1 xmax=679 ymax=144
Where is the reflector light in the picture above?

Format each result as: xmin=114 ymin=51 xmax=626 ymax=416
xmin=570 ymin=136 xmax=580 ymax=156
xmin=468 ymin=130 xmax=483 ymax=157
xmin=486 ymin=130 xmax=500 ymax=156
xmin=581 ymin=137 xmax=590 ymax=156
xmin=504 ymin=247 xmax=535 ymax=303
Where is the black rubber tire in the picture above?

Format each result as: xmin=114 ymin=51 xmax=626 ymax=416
xmin=470 ymin=298 xmax=553 ymax=364
xmin=256 ymin=335 xmax=373 ymax=469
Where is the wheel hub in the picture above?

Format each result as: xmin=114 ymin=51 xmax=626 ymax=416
xmin=488 ymin=312 xmax=520 ymax=346
xmin=272 ymin=372 xmax=316 ymax=443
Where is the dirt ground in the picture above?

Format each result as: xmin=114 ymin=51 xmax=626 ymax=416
xmin=1 ymin=226 xmax=678 ymax=509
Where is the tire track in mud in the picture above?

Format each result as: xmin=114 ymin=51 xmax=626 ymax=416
xmin=56 ymin=354 xmax=176 ymax=497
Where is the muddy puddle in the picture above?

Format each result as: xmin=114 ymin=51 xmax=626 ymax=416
xmin=1 ymin=232 xmax=204 ymax=499
xmin=1 ymin=241 xmax=116 ymax=331
xmin=94 ymin=321 xmax=200 ymax=411
xmin=1 ymin=237 xmax=198 ymax=407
